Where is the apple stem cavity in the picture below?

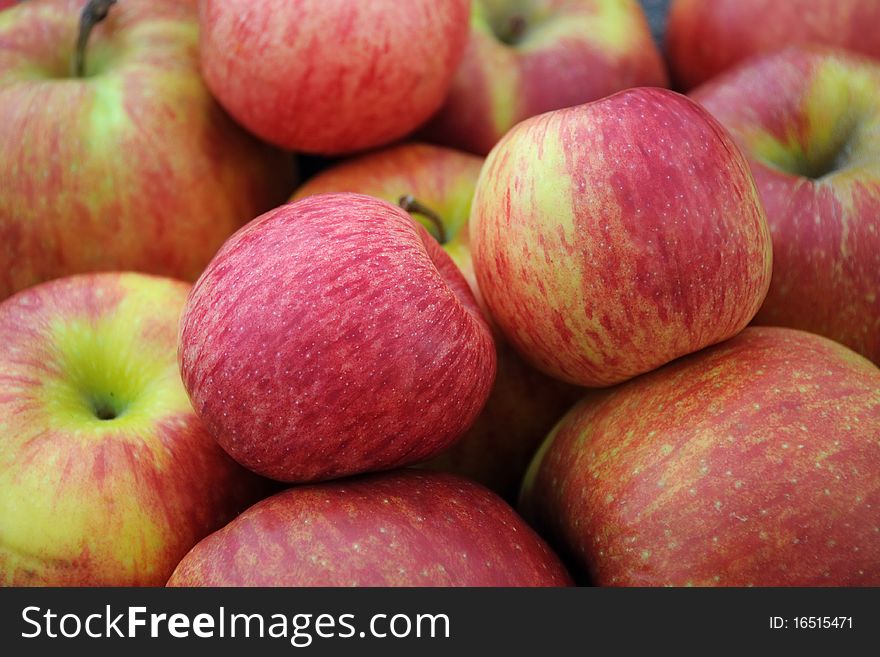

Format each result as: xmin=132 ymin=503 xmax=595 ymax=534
xmin=500 ymin=14 xmax=527 ymax=45
xmin=72 ymin=0 xmax=117 ymax=78
xmin=398 ymin=194 xmax=447 ymax=244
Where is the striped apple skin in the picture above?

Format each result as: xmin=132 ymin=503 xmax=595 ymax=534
xmin=0 ymin=0 xmax=293 ymax=301
xmin=521 ymin=327 xmax=880 ymax=586
xmin=198 ymin=0 xmax=470 ymax=155
xmin=179 ymin=193 xmax=497 ymax=483
xmin=471 ymin=87 xmax=772 ymax=387
xmin=168 ymin=470 xmax=571 ymax=587
xmin=422 ymin=0 xmax=668 ymax=156
xmin=0 ymin=273 xmax=266 ymax=586
xmin=667 ymin=0 xmax=880 ymax=90
xmin=692 ymin=47 xmax=880 ymax=365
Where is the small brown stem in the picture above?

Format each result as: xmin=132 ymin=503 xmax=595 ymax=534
xmin=72 ymin=0 xmax=117 ymax=78
xmin=399 ymin=194 xmax=447 ymax=244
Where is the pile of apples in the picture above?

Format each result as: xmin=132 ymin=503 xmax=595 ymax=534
xmin=0 ymin=0 xmax=877 ymax=588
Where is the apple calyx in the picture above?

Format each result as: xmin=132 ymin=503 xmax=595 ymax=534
xmin=72 ymin=0 xmax=117 ymax=78
xmin=498 ymin=14 xmax=527 ymax=46
xmin=398 ymin=194 xmax=447 ymax=244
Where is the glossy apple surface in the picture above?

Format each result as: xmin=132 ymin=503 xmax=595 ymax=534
xmin=471 ymin=87 xmax=772 ymax=387
xmin=522 ymin=327 xmax=880 ymax=586
xmin=198 ymin=0 xmax=470 ymax=154
xmin=179 ymin=193 xmax=496 ymax=483
xmin=168 ymin=470 xmax=571 ymax=586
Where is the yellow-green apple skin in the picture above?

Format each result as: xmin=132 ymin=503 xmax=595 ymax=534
xmin=293 ymin=143 xmax=582 ymax=499
xmin=422 ymin=0 xmax=668 ymax=155
xmin=0 ymin=0 xmax=294 ymax=301
xmin=198 ymin=0 xmax=471 ymax=155
xmin=521 ymin=327 xmax=880 ymax=586
xmin=470 ymin=87 xmax=772 ymax=387
xmin=667 ymin=0 xmax=880 ymax=90
xmin=692 ymin=47 xmax=880 ymax=365
xmin=0 ymin=273 xmax=267 ymax=586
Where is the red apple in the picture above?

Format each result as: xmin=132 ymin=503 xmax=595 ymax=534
xmin=667 ymin=0 xmax=880 ymax=90
xmin=0 ymin=0 xmax=294 ymax=301
xmin=179 ymin=193 xmax=497 ymax=483
xmin=422 ymin=0 xmax=668 ymax=155
xmin=470 ymin=87 xmax=773 ymax=387
xmin=521 ymin=327 xmax=880 ymax=586
xmin=293 ymin=143 xmax=582 ymax=499
xmin=167 ymin=470 xmax=571 ymax=586
xmin=198 ymin=0 xmax=470 ymax=155
xmin=692 ymin=47 xmax=880 ymax=364
xmin=0 ymin=273 xmax=268 ymax=586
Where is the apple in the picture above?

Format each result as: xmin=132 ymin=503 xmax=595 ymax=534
xmin=179 ymin=192 xmax=497 ymax=483
xmin=197 ymin=0 xmax=470 ymax=155
xmin=521 ymin=327 xmax=880 ymax=586
xmin=470 ymin=87 xmax=773 ymax=388
xmin=667 ymin=0 xmax=880 ymax=90
xmin=691 ymin=47 xmax=880 ymax=365
xmin=421 ymin=0 xmax=668 ymax=155
xmin=168 ymin=470 xmax=571 ymax=586
xmin=0 ymin=272 xmax=269 ymax=586
xmin=293 ymin=143 xmax=582 ymax=499
xmin=0 ymin=0 xmax=294 ymax=302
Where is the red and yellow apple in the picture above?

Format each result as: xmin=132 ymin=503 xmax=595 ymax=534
xmin=521 ymin=327 xmax=880 ymax=586
xmin=422 ymin=0 xmax=668 ymax=155
xmin=179 ymin=193 xmax=497 ymax=483
xmin=0 ymin=0 xmax=294 ymax=301
xmin=168 ymin=470 xmax=571 ymax=587
xmin=692 ymin=47 xmax=880 ymax=364
xmin=0 ymin=273 xmax=267 ymax=586
xmin=293 ymin=143 xmax=582 ymax=499
xmin=470 ymin=87 xmax=773 ymax=387
xmin=198 ymin=0 xmax=470 ymax=155
xmin=667 ymin=0 xmax=880 ymax=90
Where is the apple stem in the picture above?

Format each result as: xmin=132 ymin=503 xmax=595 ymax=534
xmin=399 ymin=195 xmax=447 ymax=244
xmin=72 ymin=0 xmax=117 ymax=78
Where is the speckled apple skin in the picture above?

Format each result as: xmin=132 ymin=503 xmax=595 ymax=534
xmin=0 ymin=273 xmax=267 ymax=586
xmin=521 ymin=327 xmax=880 ymax=586
xmin=692 ymin=48 xmax=880 ymax=365
xmin=470 ymin=87 xmax=772 ymax=387
xmin=179 ymin=193 xmax=497 ymax=483
xmin=667 ymin=0 xmax=880 ymax=90
xmin=167 ymin=470 xmax=571 ymax=587
xmin=198 ymin=0 xmax=470 ymax=155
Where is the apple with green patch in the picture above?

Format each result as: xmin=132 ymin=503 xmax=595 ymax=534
xmin=667 ymin=0 xmax=880 ymax=90
xmin=521 ymin=327 xmax=880 ymax=586
xmin=422 ymin=0 xmax=668 ymax=155
xmin=0 ymin=273 xmax=268 ymax=586
xmin=293 ymin=143 xmax=582 ymax=499
xmin=470 ymin=87 xmax=772 ymax=387
xmin=692 ymin=47 xmax=880 ymax=364
xmin=0 ymin=0 xmax=294 ymax=301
